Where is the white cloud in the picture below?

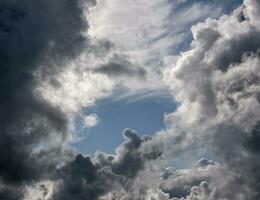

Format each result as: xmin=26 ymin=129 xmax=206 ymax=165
xmin=84 ymin=113 xmax=99 ymax=128
xmin=85 ymin=0 xmax=224 ymax=100
xmin=36 ymin=59 xmax=114 ymax=115
xmin=88 ymin=0 xmax=222 ymax=67
xmin=25 ymin=181 xmax=57 ymax=200
xmin=161 ymin=1 xmax=260 ymax=198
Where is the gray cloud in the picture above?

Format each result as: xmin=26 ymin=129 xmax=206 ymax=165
xmin=94 ymin=55 xmax=146 ymax=78
xmin=55 ymin=129 xmax=162 ymax=200
xmin=160 ymin=158 xmax=252 ymax=200
xmin=164 ymin=0 xmax=260 ymax=198
xmin=0 ymin=0 xmax=95 ymax=198
xmin=96 ymin=129 xmax=162 ymax=178
xmin=55 ymin=154 xmax=108 ymax=200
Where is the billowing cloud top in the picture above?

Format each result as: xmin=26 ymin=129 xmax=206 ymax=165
xmin=164 ymin=0 xmax=260 ymax=199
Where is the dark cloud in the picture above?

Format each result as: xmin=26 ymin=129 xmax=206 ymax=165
xmin=245 ymin=121 xmax=260 ymax=152
xmin=0 ymin=185 xmax=24 ymax=200
xmin=0 ymin=0 xmax=95 ymax=198
xmin=55 ymin=154 xmax=107 ymax=200
xmin=94 ymin=55 xmax=146 ymax=78
xmin=55 ymin=129 xmax=162 ymax=200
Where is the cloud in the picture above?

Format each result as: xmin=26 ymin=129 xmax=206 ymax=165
xmin=86 ymin=0 xmax=225 ymax=100
xmin=95 ymin=129 xmax=162 ymax=178
xmin=94 ymin=54 xmax=146 ymax=78
xmin=0 ymin=0 xmax=99 ymax=198
xmin=84 ymin=113 xmax=99 ymax=128
xmin=163 ymin=0 xmax=260 ymax=198
xmin=9 ymin=129 xmax=162 ymax=200
xmin=158 ymin=158 xmax=253 ymax=200
xmin=53 ymin=129 xmax=162 ymax=200
xmin=88 ymin=0 xmax=223 ymax=67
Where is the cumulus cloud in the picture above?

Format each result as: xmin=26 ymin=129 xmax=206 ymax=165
xmin=163 ymin=0 xmax=260 ymax=198
xmin=158 ymin=158 xmax=253 ymax=200
xmin=53 ymin=129 xmax=162 ymax=200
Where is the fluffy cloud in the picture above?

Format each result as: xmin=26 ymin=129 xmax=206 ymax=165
xmin=160 ymin=158 xmax=252 ymax=200
xmin=164 ymin=0 xmax=260 ymax=198
xmin=52 ymin=129 xmax=162 ymax=200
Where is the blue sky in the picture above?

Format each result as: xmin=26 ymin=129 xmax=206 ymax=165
xmin=74 ymin=94 xmax=176 ymax=155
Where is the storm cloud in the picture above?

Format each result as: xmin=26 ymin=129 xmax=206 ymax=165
xmin=0 ymin=0 xmax=96 ymax=198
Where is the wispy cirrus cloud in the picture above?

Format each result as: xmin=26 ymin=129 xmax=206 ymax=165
xmin=86 ymin=0 xmax=225 ymax=99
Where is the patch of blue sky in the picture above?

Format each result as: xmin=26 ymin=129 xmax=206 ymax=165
xmin=74 ymin=94 xmax=176 ymax=155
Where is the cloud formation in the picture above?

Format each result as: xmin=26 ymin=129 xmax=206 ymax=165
xmin=0 ymin=0 xmax=97 ymax=198
xmin=53 ymin=129 xmax=162 ymax=200
xmin=159 ymin=158 xmax=252 ymax=200
xmin=164 ymin=0 xmax=260 ymax=198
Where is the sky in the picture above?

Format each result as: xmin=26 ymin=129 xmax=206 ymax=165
xmin=1 ymin=0 xmax=260 ymax=200
xmin=74 ymin=94 xmax=175 ymax=154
